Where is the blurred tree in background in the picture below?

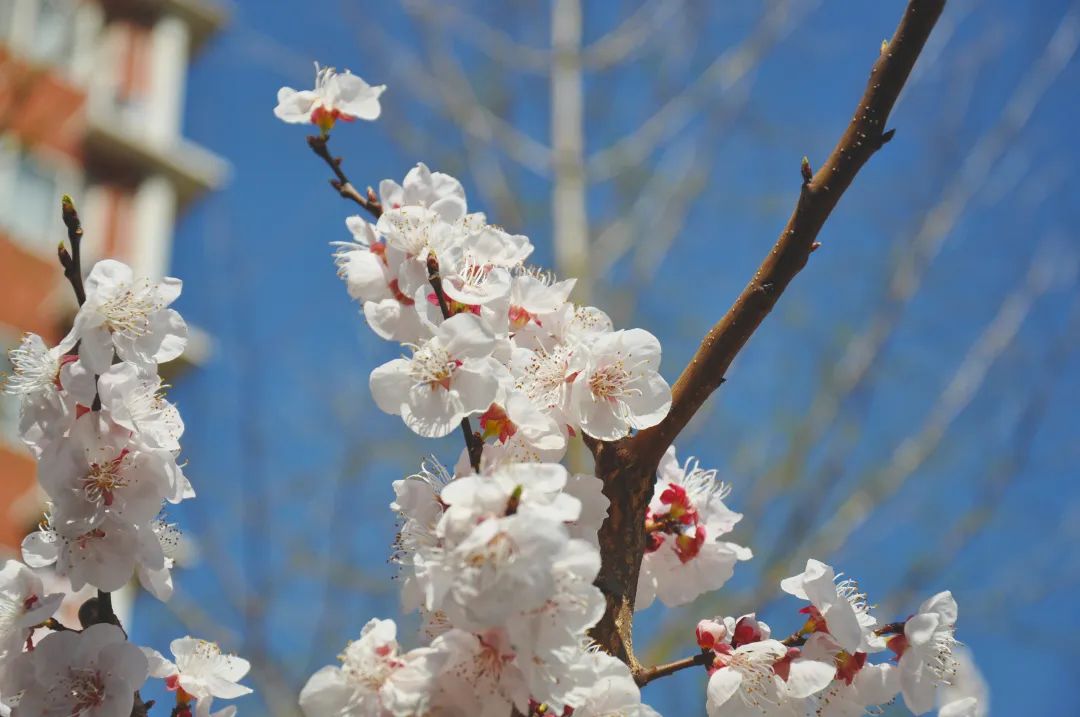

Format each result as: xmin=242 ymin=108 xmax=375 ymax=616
xmin=121 ymin=1 xmax=1080 ymax=714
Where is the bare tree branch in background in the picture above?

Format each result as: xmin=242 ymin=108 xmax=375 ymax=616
xmin=586 ymin=0 xmax=816 ymax=182
xmin=743 ymin=5 xmax=1080 ymax=521
xmin=582 ymin=0 xmax=684 ymax=69
xmin=172 ymin=1 xmax=1080 ymax=708
xmin=399 ymin=0 xmax=552 ymax=73
xmin=883 ymin=293 xmax=1080 ymax=612
xmin=643 ymin=234 xmax=1070 ymax=665
xmin=765 ymin=238 xmax=1069 ymax=595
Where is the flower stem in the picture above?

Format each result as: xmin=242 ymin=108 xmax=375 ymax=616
xmin=306 ymin=134 xmax=382 ymax=218
xmin=634 ymin=650 xmax=713 ymax=687
xmin=426 ymin=255 xmax=484 ymax=473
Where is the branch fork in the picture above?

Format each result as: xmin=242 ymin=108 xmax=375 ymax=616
xmin=302 ymin=0 xmax=948 ymax=682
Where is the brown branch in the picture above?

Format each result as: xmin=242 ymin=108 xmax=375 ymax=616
xmin=635 ymin=617 xmax=909 ymax=688
xmin=587 ymin=0 xmax=947 ymax=665
xmin=636 ymin=0 xmax=945 ymax=462
xmin=59 ymin=194 xmax=86 ymax=306
xmin=306 ymin=135 xmax=383 ymax=219
xmin=425 ymin=255 xmax=484 ymax=473
xmin=634 ymin=650 xmax=713 ymax=687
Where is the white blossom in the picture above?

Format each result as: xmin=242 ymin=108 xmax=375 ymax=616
xmin=562 ymin=650 xmax=660 ymax=717
xmin=275 ymin=63 xmax=384 ymax=130
xmin=370 ymin=313 xmax=504 ymax=438
xmin=11 ymin=623 xmax=147 ymax=717
xmin=0 ymin=561 xmax=63 ymax=679
xmin=379 ymin=162 xmax=467 ymax=221
xmin=301 ymin=618 xmax=443 ymax=717
xmin=637 ymin=448 xmax=750 ymax=609
xmin=22 ymin=514 xmax=164 ymax=593
xmin=568 ymin=328 xmax=671 ymax=440
xmin=96 ymin=362 xmax=184 ymax=453
xmin=59 ymin=260 xmax=187 ymax=375
xmin=37 ymin=414 xmax=172 ymax=535
xmin=704 ymin=639 xmax=788 ymax=717
xmin=895 ymin=591 xmax=960 ymax=715
xmin=144 ymin=636 xmax=251 ymax=717
xmin=429 ymin=629 xmax=530 ymax=717
xmin=780 ymin=559 xmax=880 ymax=654
xmin=2 ymin=333 xmax=63 ymax=398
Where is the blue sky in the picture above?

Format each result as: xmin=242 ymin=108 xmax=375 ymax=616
xmin=133 ymin=1 xmax=1080 ymax=714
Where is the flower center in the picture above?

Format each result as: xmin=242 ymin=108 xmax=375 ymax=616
xmin=407 ymin=342 xmax=458 ymax=391
xmin=84 ymin=451 xmax=130 ymax=507
xmin=480 ymin=404 xmax=517 ymax=443
xmin=724 ymin=653 xmax=780 ymax=710
xmin=53 ymin=667 xmax=106 ymax=713
xmin=74 ymin=527 xmax=108 ymax=550
xmin=465 ymin=530 xmax=517 ymax=570
xmin=835 ymin=577 xmax=871 ymax=621
xmin=101 ymin=282 xmax=159 ymax=338
xmin=515 ymin=346 xmax=571 ymax=409
xmin=928 ymin=629 xmax=959 ymax=683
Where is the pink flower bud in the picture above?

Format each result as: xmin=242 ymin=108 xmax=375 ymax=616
xmin=733 ymin=615 xmax=765 ymax=646
xmin=696 ymin=618 xmax=728 ymax=650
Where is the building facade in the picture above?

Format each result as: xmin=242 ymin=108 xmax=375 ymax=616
xmin=0 ymin=0 xmax=224 ymax=551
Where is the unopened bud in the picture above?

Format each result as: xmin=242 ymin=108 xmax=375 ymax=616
xmin=505 ymin=484 xmax=523 ymax=516
xmin=696 ymin=618 xmax=728 ymax=651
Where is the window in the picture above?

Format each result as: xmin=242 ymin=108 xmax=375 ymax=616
xmin=0 ymin=1 xmax=15 ymax=41
xmin=110 ymin=22 xmax=152 ymax=125
xmin=0 ymin=146 xmax=73 ymax=256
xmin=0 ymin=0 xmax=77 ymax=68
xmin=29 ymin=0 xmax=76 ymax=66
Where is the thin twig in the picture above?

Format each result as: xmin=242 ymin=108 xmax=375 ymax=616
xmin=58 ymin=194 xmax=86 ymax=306
xmin=634 ymin=650 xmax=713 ymax=687
xmin=57 ymin=197 xmax=144 ymax=714
xmin=425 ymin=255 xmax=484 ymax=473
xmin=305 ymin=134 xmax=484 ymax=472
xmin=307 ymin=135 xmax=383 ymax=218
xmin=58 ymin=201 xmax=119 ymax=632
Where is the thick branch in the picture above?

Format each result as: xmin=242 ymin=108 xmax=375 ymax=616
xmin=307 ymin=135 xmax=383 ymax=219
xmin=632 ymin=0 xmax=946 ymax=467
xmin=587 ymin=0 xmax=946 ymax=664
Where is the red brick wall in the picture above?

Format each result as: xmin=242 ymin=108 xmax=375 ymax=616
xmin=0 ymin=446 xmax=38 ymax=552
xmin=0 ymin=47 xmax=86 ymax=161
xmin=0 ymin=232 xmax=66 ymax=343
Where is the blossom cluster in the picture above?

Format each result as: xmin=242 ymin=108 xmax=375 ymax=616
xmin=693 ymin=562 xmax=969 ymax=717
xmin=1 ymin=259 xmax=251 ymax=715
xmin=278 ymin=65 xmax=980 ymax=717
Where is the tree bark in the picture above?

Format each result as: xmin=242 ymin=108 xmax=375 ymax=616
xmin=588 ymin=0 xmax=948 ymax=664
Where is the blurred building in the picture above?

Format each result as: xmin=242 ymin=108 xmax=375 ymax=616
xmin=0 ymin=0 xmax=225 ymax=551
